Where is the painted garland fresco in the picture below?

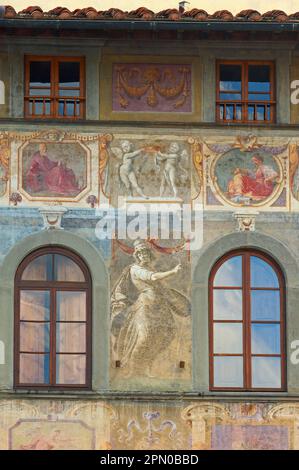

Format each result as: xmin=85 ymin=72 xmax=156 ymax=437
xmin=112 ymin=63 xmax=192 ymax=113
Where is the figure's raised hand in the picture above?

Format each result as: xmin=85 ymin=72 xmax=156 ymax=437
xmin=173 ymin=263 xmax=182 ymax=274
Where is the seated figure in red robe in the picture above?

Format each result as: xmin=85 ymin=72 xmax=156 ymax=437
xmin=26 ymin=143 xmax=80 ymax=195
xmin=227 ymin=155 xmax=278 ymax=202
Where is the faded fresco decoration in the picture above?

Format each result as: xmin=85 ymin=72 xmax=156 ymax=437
xmin=10 ymin=419 xmax=95 ymax=450
xmin=204 ymin=135 xmax=288 ymax=208
xmin=102 ymin=135 xmax=192 ymax=203
xmin=290 ymin=144 xmax=299 ymax=201
xmin=110 ymin=239 xmax=191 ymax=386
xmin=0 ymin=400 xmax=298 ymax=450
xmin=0 ymin=134 xmax=9 ymax=197
xmin=20 ymin=140 xmax=88 ymax=200
xmin=113 ymin=63 xmax=192 ymax=113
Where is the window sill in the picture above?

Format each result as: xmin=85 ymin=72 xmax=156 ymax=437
xmin=1 ymin=389 xmax=299 ymax=402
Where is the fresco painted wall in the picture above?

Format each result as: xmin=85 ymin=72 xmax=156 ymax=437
xmin=0 ymin=125 xmax=299 ymax=448
xmin=0 ymin=129 xmax=297 ymax=211
xmin=0 ymin=400 xmax=298 ymax=450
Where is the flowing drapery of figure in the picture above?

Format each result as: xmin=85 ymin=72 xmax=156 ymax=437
xmin=111 ymin=263 xmax=190 ymax=374
xmin=26 ymin=150 xmax=79 ymax=195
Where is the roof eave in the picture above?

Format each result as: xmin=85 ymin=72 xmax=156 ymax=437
xmin=1 ymin=18 xmax=299 ymax=32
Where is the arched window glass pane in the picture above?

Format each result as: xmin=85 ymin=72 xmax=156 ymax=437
xmin=251 ymin=291 xmax=280 ymax=321
xmin=15 ymin=247 xmax=91 ymax=389
xmin=251 ymin=256 xmax=279 ymax=288
xmin=54 ymin=254 xmax=85 ymax=282
xmin=251 ymin=324 xmax=281 ymax=354
xmin=22 ymin=254 xmax=52 ymax=281
xmin=210 ymin=250 xmax=285 ymax=391
xmin=214 ymin=323 xmax=243 ymax=354
xmin=213 ymin=290 xmax=242 ymax=320
xmin=214 ymin=256 xmax=242 ymax=287
xmin=20 ymin=291 xmax=50 ymax=321
xmin=20 ymin=322 xmax=50 ymax=352
xmin=56 ymin=291 xmax=86 ymax=321
xmin=56 ymin=324 xmax=86 ymax=353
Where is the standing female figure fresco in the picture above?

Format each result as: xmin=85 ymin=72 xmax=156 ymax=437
xmin=111 ymin=240 xmax=190 ymax=377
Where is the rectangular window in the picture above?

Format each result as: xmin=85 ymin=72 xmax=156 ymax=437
xmin=216 ymin=61 xmax=275 ymax=124
xmin=25 ymin=56 xmax=85 ymax=119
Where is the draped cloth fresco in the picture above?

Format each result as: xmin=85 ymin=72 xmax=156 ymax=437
xmin=112 ymin=63 xmax=192 ymax=113
xmin=26 ymin=145 xmax=79 ymax=195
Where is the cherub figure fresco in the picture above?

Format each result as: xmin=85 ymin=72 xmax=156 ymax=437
xmin=111 ymin=140 xmax=148 ymax=198
xmin=155 ymin=142 xmax=189 ymax=198
xmin=111 ymin=240 xmax=190 ymax=378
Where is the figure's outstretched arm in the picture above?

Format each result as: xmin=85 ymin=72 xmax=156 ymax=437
xmin=151 ymin=264 xmax=182 ymax=281
xmin=126 ymin=149 xmax=144 ymax=159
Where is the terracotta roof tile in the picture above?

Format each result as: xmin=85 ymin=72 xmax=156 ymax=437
xmin=182 ymin=9 xmax=209 ymax=21
xmin=236 ymin=10 xmax=262 ymax=21
xmin=2 ymin=6 xmax=299 ymax=23
xmin=261 ymin=10 xmax=288 ymax=22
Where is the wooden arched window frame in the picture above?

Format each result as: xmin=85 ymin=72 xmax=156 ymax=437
xmin=14 ymin=246 xmax=92 ymax=390
xmin=209 ymin=249 xmax=286 ymax=391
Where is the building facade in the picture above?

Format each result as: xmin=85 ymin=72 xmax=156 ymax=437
xmin=0 ymin=5 xmax=299 ymax=450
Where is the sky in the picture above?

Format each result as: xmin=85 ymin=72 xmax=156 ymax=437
xmin=5 ymin=1 xmax=299 ymax=14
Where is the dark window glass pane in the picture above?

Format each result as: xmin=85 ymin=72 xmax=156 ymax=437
xmin=257 ymin=106 xmax=266 ymax=120
xmin=54 ymin=255 xmax=85 ymax=282
xmin=56 ymin=354 xmax=86 ymax=384
xmin=214 ymin=256 xmax=242 ymax=287
xmin=251 ymin=291 xmax=280 ymax=321
xmin=56 ymin=291 xmax=86 ymax=322
xmin=19 ymin=353 xmax=50 ymax=384
xmin=219 ymin=105 xmax=224 ymax=120
xmin=220 ymin=93 xmax=242 ymax=100
xmin=29 ymin=61 xmax=51 ymax=88
xmin=219 ymin=64 xmax=242 ymax=92
xmin=59 ymin=62 xmax=80 ymax=88
xmin=214 ymin=356 xmax=243 ymax=388
xmin=30 ymin=100 xmax=51 ymax=116
xmin=235 ymin=105 xmax=242 ymax=120
xmin=251 ymin=324 xmax=281 ymax=354
xmin=248 ymin=65 xmax=271 ymax=93
xmin=22 ymin=255 xmax=53 ymax=281
xmin=252 ymin=357 xmax=281 ymax=388
xmin=248 ymin=105 xmax=255 ymax=120
xmin=20 ymin=322 xmax=50 ymax=353
xmin=251 ymin=256 xmax=279 ymax=288
xmin=58 ymin=100 xmax=76 ymax=117
xmin=20 ymin=290 xmax=50 ymax=321
xmin=58 ymin=89 xmax=80 ymax=97
xmin=29 ymin=88 xmax=51 ymax=97
xmin=56 ymin=323 xmax=86 ymax=353
xmin=248 ymin=94 xmax=271 ymax=101
xmin=225 ymin=105 xmax=234 ymax=120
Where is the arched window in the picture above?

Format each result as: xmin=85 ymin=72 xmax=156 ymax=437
xmin=14 ymin=247 xmax=91 ymax=389
xmin=209 ymin=250 xmax=286 ymax=391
